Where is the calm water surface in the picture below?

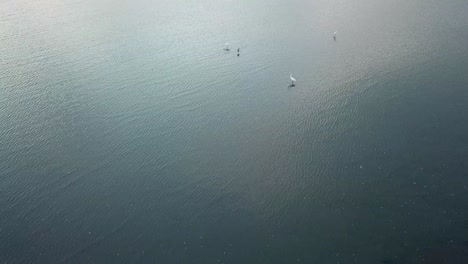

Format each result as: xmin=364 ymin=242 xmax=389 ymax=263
xmin=1 ymin=0 xmax=468 ymax=263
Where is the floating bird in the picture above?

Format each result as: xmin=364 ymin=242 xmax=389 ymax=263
xmin=225 ymin=43 xmax=230 ymax=51
xmin=290 ymin=74 xmax=296 ymax=86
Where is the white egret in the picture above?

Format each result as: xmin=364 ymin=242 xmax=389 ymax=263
xmin=290 ymin=74 xmax=296 ymax=86
xmin=333 ymin=31 xmax=337 ymax=39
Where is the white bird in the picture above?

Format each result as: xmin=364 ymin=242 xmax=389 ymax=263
xmin=290 ymin=74 xmax=296 ymax=86
xmin=225 ymin=43 xmax=230 ymax=51
xmin=333 ymin=31 xmax=337 ymax=39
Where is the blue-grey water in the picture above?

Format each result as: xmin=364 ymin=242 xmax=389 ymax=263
xmin=1 ymin=0 xmax=468 ymax=263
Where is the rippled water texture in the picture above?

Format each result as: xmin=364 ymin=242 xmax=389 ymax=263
xmin=1 ymin=0 xmax=468 ymax=263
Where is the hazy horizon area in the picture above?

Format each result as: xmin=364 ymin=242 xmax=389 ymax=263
xmin=1 ymin=0 xmax=467 ymax=263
